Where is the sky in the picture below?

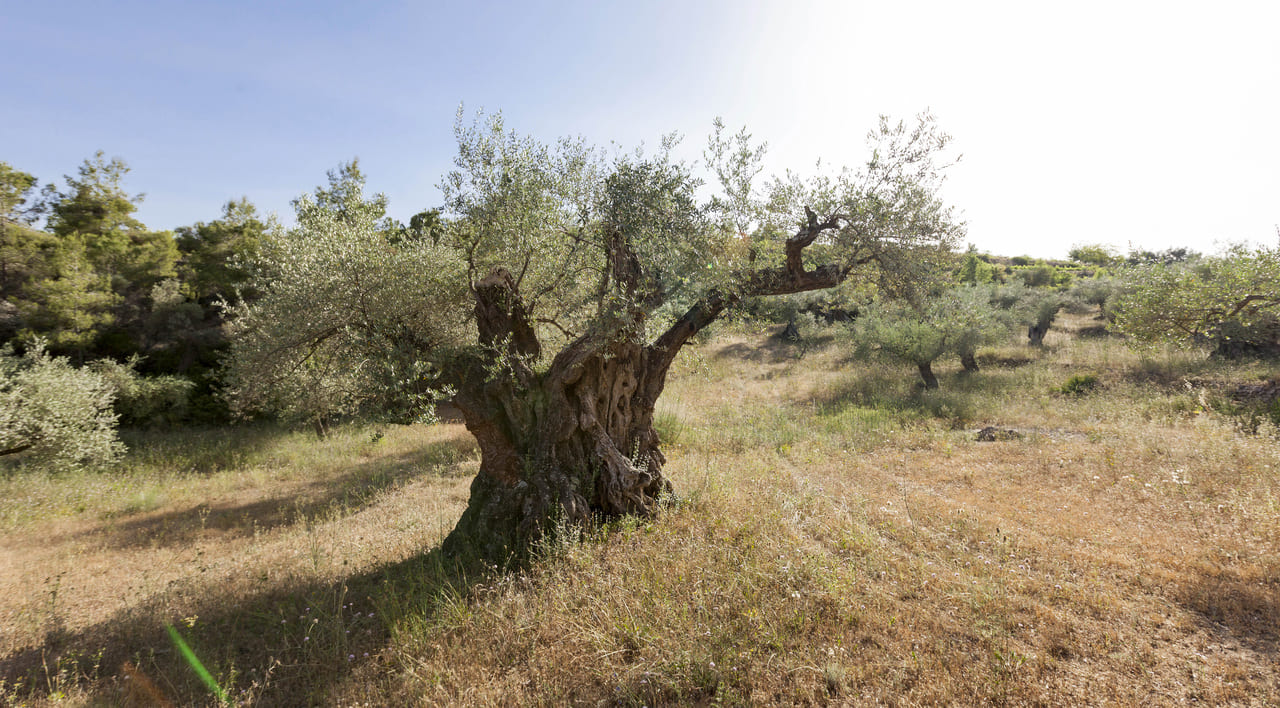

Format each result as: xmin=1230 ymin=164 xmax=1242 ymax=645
xmin=2 ymin=0 xmax=1276 ymax=259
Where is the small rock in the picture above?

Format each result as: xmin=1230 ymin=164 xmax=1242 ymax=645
xmin=976 ymin=426 xmax=1023 ymax=442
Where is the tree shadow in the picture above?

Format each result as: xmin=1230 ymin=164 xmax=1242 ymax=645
xmin=802 ymin=362 xmax=1022 ymax=426
xmin=51 ymin=433 xmax=477 ymax=551
xmin=1173 ymin=571 xmax=1280 ymax=658
xmin=711 ymin=327 xmax=836 ymax=365
xmin=0 ymin=542 xmax=488 ymax=705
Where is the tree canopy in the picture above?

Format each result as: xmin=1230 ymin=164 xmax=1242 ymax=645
xmin=1112 ymin=244 xmax=1280 ymax=357
xmin=224 ymin=109 xmax=965 ymax=561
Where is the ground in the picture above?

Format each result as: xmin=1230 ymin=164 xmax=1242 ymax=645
xmin=1 ymin=314 xmax=1277 ymax=705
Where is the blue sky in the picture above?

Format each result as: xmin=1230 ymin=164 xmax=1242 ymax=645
xmin=3 ymin=0 xmax=1276 ymax=258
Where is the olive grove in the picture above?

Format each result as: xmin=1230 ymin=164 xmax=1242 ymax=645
xmin=224 ymin=111 xmax=964 ymax=561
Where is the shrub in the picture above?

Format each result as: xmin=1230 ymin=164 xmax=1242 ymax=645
xmin=0 ymin=340 xmax=123 ymax=470
xmin=1112 ymin=244 xmax=1280 ymax=357
xmin=1056 ymin=373 xmax=1100 ymax=396
xmin=89 ymin=358 xmax=196 ymax=427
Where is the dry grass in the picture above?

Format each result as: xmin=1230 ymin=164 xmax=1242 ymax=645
xmin=2 ymin=314 xmax=1278 ymax=705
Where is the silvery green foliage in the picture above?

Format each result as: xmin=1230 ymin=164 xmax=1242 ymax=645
xmin=854 ymin=299 xmax=949 ymax=367
xmin=88 ymin=357 xmax=195 ymax=427
xmin=1112 ymin=244 xmax=1280 ymax=350
xmin=225 ymin=111 xmax=964 ymax=424
xmin=946 ymin=285 xmax=1021 ymax=360
xmin=761 ymin=112 xmax=964 ymax=299
xmin=854 ymin=285 xmax=1012 ymax=368
xmin=440 ymin=110 xmax=712 ymax=344
xmin=222 ymin=162 xmax=471 ymax=424
xmin=0 ymin=340 xmax=123 ymax=471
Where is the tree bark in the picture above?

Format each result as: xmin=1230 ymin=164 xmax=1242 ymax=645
xmin=441 ymin=212 xmax=856 ymax=564
xmin=442 ymin=271 xmax=674 ymax=563
xmin=917 ymin=362 xmax=939 ymax=389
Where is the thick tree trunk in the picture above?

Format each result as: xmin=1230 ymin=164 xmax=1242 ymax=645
xmin=917 ymin=362 xmax=939 ymax=389
xmin=441 ymin=268 xmax=683 ymax=563
xmin=443 ymin=336 xmax=673 ymax=563
xmin=1027 ymin=323 xmax=1046 ymax=347
xmin=441 ymin=209 xmax=858 ymax=563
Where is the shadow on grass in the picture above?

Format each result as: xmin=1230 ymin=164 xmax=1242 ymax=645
xmin=711 ymin=327 xmax=836 ymax=364
xmin=1175 ymin=573 xmax=1280 ymax=658
xmin=61 ymin=433 xmax=477 ymax=551
xmin=804 ymin=364 xmax=1024 ymax=427
xmin=0 ymin=541 xmax=490 ymax=705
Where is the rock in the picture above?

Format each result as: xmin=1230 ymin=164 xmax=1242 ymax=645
xmin=976 ymin=426 xmax=1023 ymax=442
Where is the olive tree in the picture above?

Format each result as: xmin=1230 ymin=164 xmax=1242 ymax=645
xmin=1112 ymin=244 xmax=1280 ymax=357
xmin=854 ymin=285 xmax=1012 ymax=388
xmin=225 ymin=111 xmax=963 ymax=561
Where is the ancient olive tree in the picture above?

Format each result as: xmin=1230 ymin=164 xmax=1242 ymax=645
xmin=225 ymin=111 xmax=963 ymax=561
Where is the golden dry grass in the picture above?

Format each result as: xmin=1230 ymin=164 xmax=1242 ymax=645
xmin=2 ymin=314 xmax=1277 ymax=705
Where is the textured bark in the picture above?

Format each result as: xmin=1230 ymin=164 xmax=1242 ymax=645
xmin=443 ymin=269 xmax=676 ymax=563
xmin=443 ymin=333 xmax=676 ymax=562
xmin=442 ymin=211 xmax=855 ymax=563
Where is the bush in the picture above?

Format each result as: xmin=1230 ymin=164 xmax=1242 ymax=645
xmin=0 ymin=340 xmax=123 ymax=471
xmin=89 ymin=358 xmax=196 ymax=427
xmin=1112 ymin=244 xmax=1280 ymax=358
xmin=1056 ymin=373 xmax=1100 ymax=396
xmin=853 ymin=286 xmax=1019 ymax=387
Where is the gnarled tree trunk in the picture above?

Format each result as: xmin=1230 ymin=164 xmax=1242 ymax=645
xmin=444 ymin=333 xmax=673 ymax=562
xmin=441 ymin=209 xmax=855 ymax=563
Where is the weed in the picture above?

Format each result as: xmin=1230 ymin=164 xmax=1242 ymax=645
xmin=1056 ymin=372 xmax=1101 ymax=396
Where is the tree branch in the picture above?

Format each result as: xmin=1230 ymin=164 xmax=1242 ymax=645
xmin=646 ymin=206 xmax=847 ymax=380
xmin=474 ymin=267 xmax=542 ymax=364
xmin=0 ymin=440 xmax=37 ymax=457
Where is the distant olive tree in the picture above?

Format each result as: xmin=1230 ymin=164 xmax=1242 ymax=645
xmin=854 ymin=285 xmax=1013 ymax=388
xmin=0 ymin=340 xmax=123 ymax=470
xmin=1068 ymin=243 xmax=1119 ymax=267
xmin=1068 ymin=276 xmax=1123 ymax=320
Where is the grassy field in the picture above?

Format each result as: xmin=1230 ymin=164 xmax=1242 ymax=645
xmin=1 ymin=314 xmax=1277 ymax=705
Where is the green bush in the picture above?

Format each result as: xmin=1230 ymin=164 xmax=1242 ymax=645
xmin=1112 ymin=244 xmax=1280 ymax=357
xmin=89 ymin=358 xmax=195 ymax=427
xmin=0 ymin=340 xmax=123 ymax=471
xmin=1056 ymin=373 xmax=1100 ymax=396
